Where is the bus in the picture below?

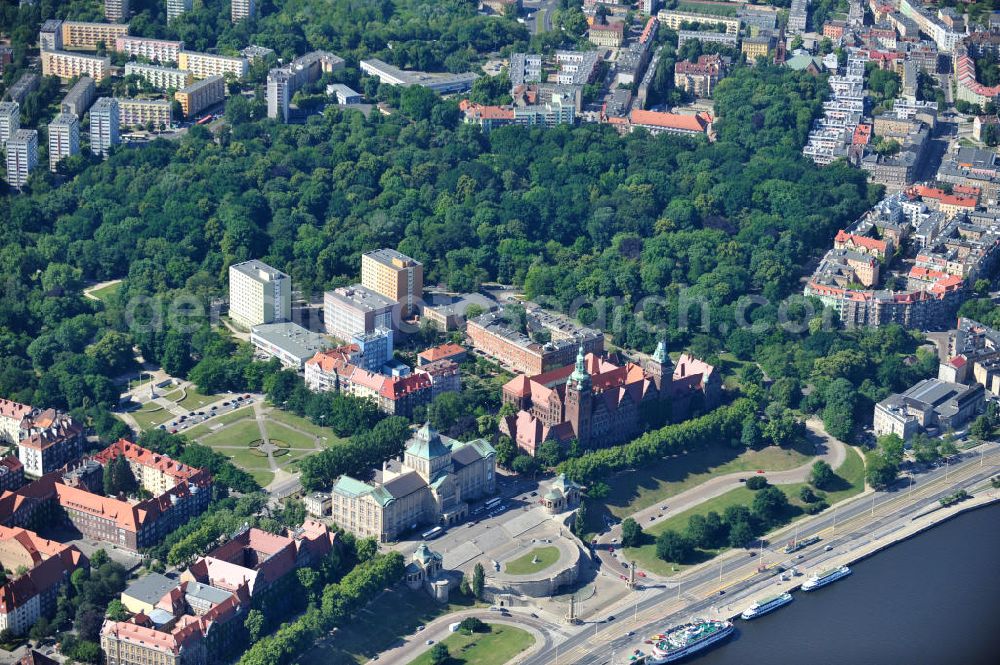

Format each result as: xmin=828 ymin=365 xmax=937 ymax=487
xmin=421 ymin=526 xmax=444 ymax=540
xmin=485 ymin=497 xmax=502 ymax=511
xmin=195 ymin=114 xmax=214 ymax=125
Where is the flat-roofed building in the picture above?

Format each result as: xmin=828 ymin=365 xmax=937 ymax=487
xmin=4 ymin=129 xmax=36 ymax=191
xmin=359 ymin=58 xmax=478 ymax=94
xmin=177 ymin=51 xmax=247 ymax=79
xmin=328 ymin=83 xmax=362 ymax=104
xmin=266 ymin=51 xmax=345 ymax=121
xmin=874 ymin=378 xmax=984 ymax=440
xmin=61 ymin=21 xmax=129 ymax=50
xmin=5 ymin=73 xmax=39 ymax=106
xmin=116 ymin=97 xmax=172 ymax=129
xmin=0 ymin=102 xmax=19 ymax=149
xmin=114 ymin=36 xmax=184 ymax=63
xmin=228 ymin=259 xmax=291 ymax=329
xmin=90 ymin=97 xmax=120 ymax=157
xmin=250 ymin=322 xmax=333 ymax=370
xmin=174 ymin=75 xmax=225 ymax=117
xmin=167 ymin=0 xmax=193 ymax=22
xmin=38 ymin=19 xmax=63 ymax=52
xmin=41 ymin=51 xmax=111 ymax=81
xmin=323 ymin=285 xmax=399 ymax=340
xmin=105 ymin=0 xmax=130 ymax=22
xmin=124 ymin=63 xmax=193 ymax=91
xmin=361 ymin=248 xmax=423 ymax=317
xmin=61 ymin=75 xmax=96 ymax=116
xmin=232 ymin=0 xmax=255 ymax=22
xmin=48 ymin=112 xmax=79 ymax=172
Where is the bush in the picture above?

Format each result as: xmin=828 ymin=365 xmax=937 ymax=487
xmin=799 ymin=486 xmax=822 ymax=503
xmin=805 ymin=501 xmax=828 ymax=515
xmin=459 ymin=617 xmax=489 ymax=633
xmin=745 ymin=475 xmax=768 ymax=490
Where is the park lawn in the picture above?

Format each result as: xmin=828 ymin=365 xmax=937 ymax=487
xmin=199 ymin=419 xmax=264 ymax=450
xmin=88 ymin=281 xmax=121 ymax=302
xmin=298 ymin=588 xmax=480 ymax=665
xmin=407 ymin=624 xmax=535 ymax=665
xmin=176 ymin=387 xmax=219 ymax=411
xmin=677 ymin=0 xmax=740 ymax=16
xmin=265 ymin=421 xmax=318 ymax=450
xmin=581 ymin=442 xmax=814 ymax=538
xmin=265 ymin=408 xmax=347 ymax=445
xmin=183 ymin=407 xmax=255 ymax=439
xmin=622 ymin=449 xmax=867 ymax=576
xmin=504 ymin=546 xmax=560 ymax=575
xmin=130 ymin=407 xmax=173 ymax=431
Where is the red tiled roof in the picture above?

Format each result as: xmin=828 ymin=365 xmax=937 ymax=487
xmin=418 ymin=343 xmax=466 ymax=363
xmin=834 ymin=230 xmax=888 ymax=253
xmin=380 ymin=373 xmax=432 ymax=400
xmin=94 ymin=439 xmax=208 ymax=484
xmin=629 ymin=109 xmax=709 ymax=132
xmin=0 ymin=399 xmax=32 ymax=421
xmin=591 ymin=21 xmax=624 ymax=35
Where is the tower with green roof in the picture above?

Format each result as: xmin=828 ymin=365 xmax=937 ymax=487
xmin=565 ymin=345 xmax=592 ymax=446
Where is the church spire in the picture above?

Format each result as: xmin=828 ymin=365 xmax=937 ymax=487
xmin=652 ymin=338 xmax=668 ymax=364
xmin=570 ymin=345 xmax=589 ymax=386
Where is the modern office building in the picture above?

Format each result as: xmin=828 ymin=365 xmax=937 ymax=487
xmin=328 ymin=83 xmax=362 ymax=104
xmin=105 ymin=0 xmax=130 ymax=22
xmin=41 ymin=51 xmax=111 ymax=81
xmin=231 ymin=0 xmax=254 ymax=22
xmin=4 ymin=129 xmax=37 ymax=191
xmin=266 ymin=51 xmax=345 ymax=121
xmin=359 ymin=58 xmax=478 ymax=93
xmin=174 ymin=75 xmax=225 ymax=117
xmin=323 ymin=285 xmax=399 ymax=340
xmin=115 ymin=36 xmax=184 ymax=63
xmin=250 ymin=322 xmax=332 ymax=369
xmin=116 ymin=98 xmax=172 ymax=129
xmin=61 ymin=76 xmax=96 ymax=116
xmin=0 ymin=102 xmax=19 ymax=149
xmin=166 ymin=0 xmax=193 ymax=22
xmin=48 ymin=112 xmax=79 ymax=172
xmin=90 ymin=97 xmax=120 ymax=157
xmin=38 ymin=19 xmax=63 ymax=52
xmin=60 ymin=21 xmax=129 ymax=50
xmin=361 ymin=248 xmax=423 ymax=317
xmin=124 ymin=63 xmax=193 ymax=91
xmin=228 ymin=260 xmax=291 ymax=329
xmin=177 ymin=51 xmax=248 ymax=79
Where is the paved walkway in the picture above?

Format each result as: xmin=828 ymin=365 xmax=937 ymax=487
xmin=82 ymin=278 xmax=122 ymax=301
xmin=595 ymin=418 xmax=851 ymax=577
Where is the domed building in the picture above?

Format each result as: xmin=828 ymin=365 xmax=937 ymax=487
xmin=542 ymin=473 xmax=583 ymax=514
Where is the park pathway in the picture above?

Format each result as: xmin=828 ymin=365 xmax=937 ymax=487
xmin=252 ymin=401 xmax=280 ymax=473
xmin=594 ymin=418 xmax=854 ymax=577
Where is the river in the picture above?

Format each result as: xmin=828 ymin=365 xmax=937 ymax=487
xmin=690 ymin=503 xmax=1000 ymax=665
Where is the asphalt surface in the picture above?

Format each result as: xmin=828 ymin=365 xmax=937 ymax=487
xmin=522 ymin=444 xmax=1000 ymax=665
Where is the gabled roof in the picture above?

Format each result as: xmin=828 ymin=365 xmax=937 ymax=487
xmin=629 ymin=109 xmax=709 ymax=132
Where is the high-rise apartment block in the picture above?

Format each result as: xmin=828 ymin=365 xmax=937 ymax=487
xmin=166 ymin=0 xmax=193 ymax=22
xmin=48 ymin=112 xmax=80 ymax=172
xmin=89 ymin=97 xmax=120 ymax=157
xmin=61 ymin=76 xmax=96 ymax=117
xmin=38 ymin=19 xmax=63 ymax=51
xmin=116 ymin=98 xmax=172 ymax=129
xmin=174 ymin=75 xmax=225 ymax=118
xmin=5 ymin=129 xmax=37 ymax=190
xmin=177 ymin=50 xmax=247 ymax=79
xmin=266 ymin=51 xmax=344 ymax=121
xmin=228 ymin=260 xmax=291 ymax=329
xmin=60 ymin=21 xmax=129 ymax=50
xmin=124 ymin=63 xmax=193 ymax=91
xmin=114 ymin=36 xmax=184 ymax=63
xmin=105 ymin=0 xmax=130 ymax=22
xmin=361 ymin=249 xmax=423 ymax=317
xmin=0 ymin=102 xmax=19 ymax=149
xmin=232 ymin=0 xmax=255 ymax=22
xmin=41 ymin=51 xmax=111 ymax=81
xmin=323 ymin=285 xmax=399 ymax=341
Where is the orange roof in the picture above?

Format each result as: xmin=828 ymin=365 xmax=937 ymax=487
xmin=834 ymin=230 xmax=887 ymax=253
xmin=908 ymin=185 xmax=977 ymax=208
xmin=591 ymin=21 xmax=624 ymax=34
xmin=54 ymin=483 xmax=151 ymax=531
xmin=629 ymin=109 xmax=708 ymax=132
xmin=94 ymin=439 xmax=209 ymax=484
xmin=418 ymin=343 xmax=466 ymax=363
xmin=380 ymin=373 xmax=431 ymax=400
xmin=0 ymin=399 xmax=32 ymax=421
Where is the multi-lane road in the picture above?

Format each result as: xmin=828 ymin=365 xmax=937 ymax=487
xmin=522 ymin=444 xmax=1000 ymax=665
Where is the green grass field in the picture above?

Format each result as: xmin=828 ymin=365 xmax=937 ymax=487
xmin=183 ymin=407 xmax=255 ymax=439
xmin=199 ymin=419 xmax=263 ymax=450
xmin=265 ymin=421 xmax=319 ymax=450
xmin=130 ymin=406 xmax=173 ymax=431
xmin=265 ymin=408 xmax=346 ymax=445
xmin=582 ymin=442 xmax=815 ymax=538
xmin=676 ymin=0 xmax=740 ymax=16
xmin=176 ymin=387 xmax=219 ymax=411
xmin=622 ymin=448 xmax=867 ymax=576
xmin=87 ymin=281 xmax=121 ymax=302
xmin=407 ymin=624 xmax=534 ymax=665
xmin=504 ymin=546 xmax=560 ymax=575
xmin=299 ymin=589 xmax=480 ymax=665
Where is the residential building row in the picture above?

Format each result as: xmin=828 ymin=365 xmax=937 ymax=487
xmin=266 ymin=51 xmax=345 ymax=122
xmin=939 ymin=318 xmax=1000 ymax=396
xmin=459 ymin=97 xmax=575 ymax=132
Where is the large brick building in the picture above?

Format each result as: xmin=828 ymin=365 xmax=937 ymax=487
xmin=467 ymin=308 xmax=604 ymax=375
xmin=500 ymin=343 xmax=720 ymax=455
